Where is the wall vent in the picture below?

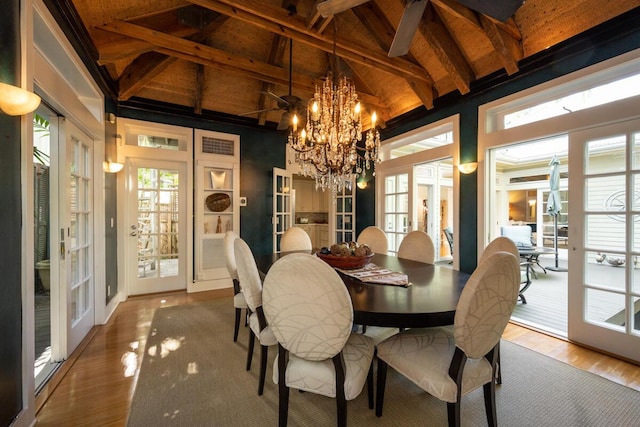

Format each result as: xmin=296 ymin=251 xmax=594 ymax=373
xmin=202 ymin=136 xmax=235 ymax=156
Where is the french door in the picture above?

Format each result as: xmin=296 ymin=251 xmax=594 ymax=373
xmin=273 ymin=167 xmax=293 ymax=252
xmin=127 ymin=160 xmax=187 ymax=295
xmin=59 ymin=121 xmax=94 ymax=353
xmin=379 ymin=169 xmax=412 ymax=254
xmin=332 ymin=180 xmax=356 ymax=245
xmin=568 ymin=117 xmax=640 ymax=362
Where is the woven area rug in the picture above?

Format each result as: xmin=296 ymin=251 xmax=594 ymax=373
xmin=127 ymin=297 xmax=640 ymax=426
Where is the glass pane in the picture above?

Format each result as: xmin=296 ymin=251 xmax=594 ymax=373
xmin=344 ymin=197 xmax=352 ymax=213
xmin=137 ymin=134 xmax=180 ymax=150
xmin=345 ymin=232 xmax=353 ymax=243
xmin=585 ymin=135 xmax=625 ymax=174
xmin=70 ymin=177 xmax=78 ymax=211
xmin=585 ymin=251 xmax=625 ymax=291
xmin=585 ymin=214 xmax=625 ymax=252
xmin=633 ymin=217 xmax=640 ymax=253
xmin=398 ymin=174 xmax=409 ymax=192
xmin=398 ymin=194 xmax=408 ymax=213
xmin=160 ymin=255 xmax=178 ymax=278
xmin=396 ymin=214 xmax=408 ymax=234
xmin=385 ymin=214 xmax=395 ymax=232
xmin=585 ymin=175 xmax=625 ymax=212
xmin=337 ymin=215 xmax=343 ymax=229
xmin=633 ymin=265 xmax=640 ymax=294
xmin=631 ymin=132 xmax=640 ymax=170
xmin=586 ymin=288 xmax=625 ymax=331
xmin=385 ymin=195 xmax=395 ymax=212
xmin=633 ymin=296 xmax=639 ymax=334
xmin=390 ymin=130 xmax=453 ymax=159
xmin=385 ymin=176 xmax=396 ymax=193
xmin=71 ymin=287 xmax=79 ymax=322
xmin=336 ymin=198 xmax=344 ymax=213
xmin=345 ymin=215 xmax=352 ymax=230
xmin=71 ymin=251 xmax=78 ymax=284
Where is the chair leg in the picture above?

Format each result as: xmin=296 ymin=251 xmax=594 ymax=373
xmin=278 ymin=345 xmax=289 ymax=427
xmin=446 ymin=401 xmax=461 ymax=427
xmin=332 ymin=355 xmax=347 ymax=427
xmin=483 ymin=381 xmax=497 ymax=427
xmin=495 ymin=344 xmax=502 ymax=385
xmin=367 ymin=361 xmax=374 ymax=410
xmin=375 ymin=359 xmax=388 ymax=417
xmin=246 ymin=331 xmax=255 ymax=371
xmin=234 ymin=308 xmax=241 ymax=342
xmin=258 ymin=344 xmax=268 ymax=395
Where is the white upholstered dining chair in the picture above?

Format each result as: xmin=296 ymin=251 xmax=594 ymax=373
xmin=397 ymin=230 xmax=435 ymax=264
xmin=357 ymin=226 xmax=388 ymax=255
xmin=375 ymin=251 xmax=520 ymax=427
xmin=234 ymin=237 xmax=278 ymax=395
xmin=280 ymin=226 xmax=312 ymax=252
xmin=223 ymin=230 xmax=248 ymax=342
xmin=262 ymin=253 xmax=375 ymax=426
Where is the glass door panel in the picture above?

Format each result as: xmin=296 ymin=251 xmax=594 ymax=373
xmin=273 ymin=168 xmax=292 ymax=252
xmin=568 ymin=118 xmax=640 ymax=362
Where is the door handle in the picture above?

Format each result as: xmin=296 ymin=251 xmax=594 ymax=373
xmin=130 ymin=231 xmax=138 ymax=237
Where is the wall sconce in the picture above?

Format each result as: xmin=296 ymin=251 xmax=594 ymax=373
xmin=0 ymin=82 xmax=41 ymax=116
xmin=356 ymin=180 xmax=368 ymax=190
xmin=458 ymin=162 xmax=478 ymax=174
xmin=103 ymin=161 xmax=124 ymax=173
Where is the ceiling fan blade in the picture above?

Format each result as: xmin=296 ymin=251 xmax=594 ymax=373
xmin=388 ymin=0 xmax=429 ymax=58
xmin=317 ymin=0 xmax=371 ymax=17
xmin=238 ymin=107 xmax=279 ymax=117
xmin=260 ymin=91 xmax=289 ymax=105
xmin=455 ymin=0 xmax=525 ymax=22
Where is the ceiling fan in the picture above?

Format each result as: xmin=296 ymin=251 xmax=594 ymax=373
xmin=240 ymin=39 xmax=306 ymax=131
xmin=316 ymin=0 xmax=525 ymax=57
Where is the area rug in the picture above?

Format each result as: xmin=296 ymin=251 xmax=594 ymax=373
xmin=127 ymin=297 xmax=640 ymax=426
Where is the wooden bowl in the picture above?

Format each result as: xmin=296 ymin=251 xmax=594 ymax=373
xmin=317 ymin=253 xmax=374 ymax=270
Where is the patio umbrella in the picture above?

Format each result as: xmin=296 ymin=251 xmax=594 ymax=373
xmin=546 ymin=155 xmax=567 ymax=271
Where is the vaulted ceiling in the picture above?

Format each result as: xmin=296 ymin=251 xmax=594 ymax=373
xmin=62 ymin=0 xmax=639 ymax=130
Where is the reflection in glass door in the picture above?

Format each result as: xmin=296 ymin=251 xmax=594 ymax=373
xmin=128 ymin=162 xmax=186 ymax=295
xmin=568 ymin=118 xmax=640 ymax=362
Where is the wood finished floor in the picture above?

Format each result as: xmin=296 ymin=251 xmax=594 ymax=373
xmin=35 ymin=289 xmax=640 ymax=426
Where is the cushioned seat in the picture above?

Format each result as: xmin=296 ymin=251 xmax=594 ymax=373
xmin=234 ymin=237 xmax=278 ymax=395
xmin=224 ymin=231 xmax=248 ymax=342
xmin=280 ymin=226 xmax=312 ymax=252
xmin=398 ymin=230 xmax=435 ymax=264
xmin=263 ymin=253 xmax=375 ymax=426
xmin=375 ymin=252 xmax=520 ymax=426
xmin=357 ymin=226 xmax=388 ymax=255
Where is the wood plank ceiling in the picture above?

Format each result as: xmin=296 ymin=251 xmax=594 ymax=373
xmin=68 ymin=0 xmax=639 ymax=129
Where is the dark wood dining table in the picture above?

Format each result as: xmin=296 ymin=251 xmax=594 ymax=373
xmin=255 ymin=252 xmax=470 ymax=329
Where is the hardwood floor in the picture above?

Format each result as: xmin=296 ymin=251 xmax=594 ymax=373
xmin=35 ymin=289 xmax=640 ymax=426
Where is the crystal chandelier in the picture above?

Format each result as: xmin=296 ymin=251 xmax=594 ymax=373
xmin=287 ymin=27 xmax=380 ymax=193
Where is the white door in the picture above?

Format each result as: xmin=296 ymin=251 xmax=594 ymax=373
xmin=331 ymin=180 xmax=356 ymax=245
xmin=378 ymin=169 xmax=413 ymax=254
xmin=127 ymin=160 xmax=187 ymax=295
xmin=59 ymin=121 xmax=94 ymax=353
xmin=273 ymin=167 xmax=293 ymax=252
xmin=568 ymin=117 xmax=640 ymax=362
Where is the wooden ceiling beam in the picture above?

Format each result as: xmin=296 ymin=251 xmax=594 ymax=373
xmin=117 ymin=52 xmax=178 ymax=100
xmin=351 ymin=2 xmax=434 ymax=109
xmin=98 ymin=20 xmax=384 ymax=108
xmin=186 ymin=0 xmax=431 ymax=83
xmin=420 ymin=4 xmax=474 ymax=95
xmin=479 ymin=14 xmax=520 ymax=75
xmin=116 ymin=14 xmax=229 ymax=100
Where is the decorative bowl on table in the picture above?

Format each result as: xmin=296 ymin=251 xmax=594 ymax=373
xmin=317 ymin=253 xmax=374 ymax=269
xmin=316 ymin=241 xmax=374 ymax=269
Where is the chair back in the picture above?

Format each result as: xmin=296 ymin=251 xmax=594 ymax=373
xmin=397 ymin=231 xmax=435 ymax=264
xmin=234 ymin=238 xmax=263 ymax=311
xmin=478 ymin=236 xmax=519 ymax=265
xmin=280 ymin=226 xmax=313 ymax=252
xmin=443 ymin=227 xmax=454 ymax=255
xmin=263 ymin=253 xmax=353 ymax=361
xmin=454 ymin=251 xmax=520 ymax=359
xmin=357 ymin=226 xmax=388 ymax=255
xmin=223 ymin=230 xmax=239 ymax=280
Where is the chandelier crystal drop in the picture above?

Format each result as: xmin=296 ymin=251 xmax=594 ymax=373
xmin=287 ymin=72 xmax=380 ymax=193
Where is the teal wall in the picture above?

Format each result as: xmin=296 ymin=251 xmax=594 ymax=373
xmin=0 ymin=0 xmax=24 ymax=424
